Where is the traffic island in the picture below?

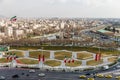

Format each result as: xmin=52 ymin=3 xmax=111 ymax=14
xmin=54 ymin=51 xmax=72 ymax=60
xmin=77 ymin=52 xmax=93 ymax=60
xmin=29 ymin=51 xmax=50 ymax=59
xmin=87 ymin=59 xmax=103 ymax=66
xmin=44 ymin=60 xmax=61 ymax=67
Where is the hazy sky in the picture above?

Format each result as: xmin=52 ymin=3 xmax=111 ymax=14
xmin=0 ymin=0 xmax=120 ymax=18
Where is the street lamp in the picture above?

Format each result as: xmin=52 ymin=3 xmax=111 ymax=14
xmin=41 ymin=47 xmax=44 ymax=70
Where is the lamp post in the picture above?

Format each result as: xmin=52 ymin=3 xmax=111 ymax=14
xmin=41 ymin=47 xmax=44 ymax=70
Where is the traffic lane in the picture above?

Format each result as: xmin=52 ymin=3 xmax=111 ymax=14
xmin=0 ymin=68 xmax=80 ymax=80
xmin=42 ymin=71 xmax=80 ymax=80
xmin=0 ymin=69 xmax=41 ymax=79
xmin=0 ymin=68 xmax=119 ymax=80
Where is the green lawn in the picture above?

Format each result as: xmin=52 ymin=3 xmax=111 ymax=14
xmin=77 ymin=52 xmax=93 ymax=60
xmin=0 ymin=58 xmax=10 ymax=63
xmin=5 ymin=51 xmax=24 ymax=57
xmin=17 ymin=58 xmax=38 ymax=64
xmin=29 ymin=51 xmax=50 ymax=59
xmin=108 ymin=57 xmax=118 ymax=63
xmin=54 ymin=51 xmax=72 ymax=60
xmin=87 ymin=59 xmax=103 ymax=66
xmin=65 ymin=60 xmax=82 ymax=67
xmin=44 ymin=60 xmax=61 ymax=67
xmin=11 ymin=46 xmax=120 ymax=55
xmin=10 ymin=47 xmax=39 ymax=50
xmin=101 ymin=53 xmax=113 ymax=57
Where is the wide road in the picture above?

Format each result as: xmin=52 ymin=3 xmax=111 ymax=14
xmin=0 ymin=67 xmax=80 ymax=80
xmin=0 ymin=66 xmax=120 ymax=80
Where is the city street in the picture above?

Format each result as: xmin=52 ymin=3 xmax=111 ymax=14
xmin=0 ymin=65 xmax=120 ymax=80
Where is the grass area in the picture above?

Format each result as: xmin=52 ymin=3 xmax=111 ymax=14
xmin=11 ymin=46 xmax=120 ymax=55
xmin=101 ymin=53 xmax=113 ymax=57
xmin=0 ymin=58 xmax=10 ymax=63
xmin=5 ymin=51 xmax=24 ymax=57
xmin=10 ymin=47 xmax=38 ymax=50
xmin=108 ymin=57 xmax=118 ymax=63
xmin=17 ymin=58 xmax=38 ymax=64
xmin=87 ymin=59 xmax=103 ymax=66
xmin=77 ymin=52 xmax=93 ymax=60
xmin=44 ymin=60 xmax=61 ymax=67
xmin=54 ymin=51 xmax=72 ymax=60
xmin=29 ymin=51 xmax=50 ymax=59
xmin=65 ymin=60 xmax=82 ymax=67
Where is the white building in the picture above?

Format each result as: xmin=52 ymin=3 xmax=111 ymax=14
xmin=0 ymin=32 xmax=5 ymax=37
xmin=14 ymin=29 xmax=24 ymax=37
xmin=47 ymin=35 xmax=57 ymax=40
xmin=5 ymin=27 xmax=13 ymax=37
xmin=60 ymin=22 xmax=65 ymax=29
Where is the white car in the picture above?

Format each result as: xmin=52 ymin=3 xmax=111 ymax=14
xmin=0 ymin=76 xmax=5 ymax=80
xmin=117 ymin=65 xmax=120 ymax=68
xmin=29 ymin=69 xmax=35 ymax=73
xmin=38 ymin=73 xmax=45 ymax=77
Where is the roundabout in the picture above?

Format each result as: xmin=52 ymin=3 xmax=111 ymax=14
xmin=0 ymin=48 xmax=118 ymax=72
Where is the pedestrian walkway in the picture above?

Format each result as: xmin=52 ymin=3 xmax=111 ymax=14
xmin=50 ymin=51 xmax=54 ymax=59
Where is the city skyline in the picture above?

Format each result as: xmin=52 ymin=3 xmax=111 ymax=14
xmin=0 ymin=0 xmax=120 ymax=18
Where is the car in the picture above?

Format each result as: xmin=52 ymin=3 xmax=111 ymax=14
xmin=96 ymin=74 xmax=104 ymax=78
xmin=79 ymin=75 xmax=86 ymax=79
xmin=12 ymin=74 xmax=19 ymax=78
xmin=87 ymin=78 xmax=94 ymax=80
xmin=29 ymin=69 xmax=35 ymax=73
xmin=38 ymin=73 xmax=45 ymax=77
xmin=105 ymin=74 xmax=112 ymax=78
xmin=85 ymin=73 xmax=91 ymax=75
xmin=102 ymin=65 xmax=109 ymax=70
xmin=116 ymin=65 xmax=120 ymax=68
xmin=0 ymin=76 xmax=5 ymax=80
xmin=115 ymin=76 xmax=120 ymax=79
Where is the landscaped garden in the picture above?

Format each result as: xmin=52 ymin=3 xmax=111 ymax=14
xmin=29 ymin=51 xmax=50 ymax=59
xmin=65 ymin=60 xmax=82 ymax=67
xmin=108 ymin=57 xmax=118 ymax=63
xmin=17 ymin=58 xmax=38 ymax=64
xmin=77 ymin=52 xmax=93 ymax=60
xmin=44 ymin=60 xmax=61 ymax=67
xmin=5 ymin=51 xmax=24 ymax=57
xmin=0 ymin=58 xmax=10 ymax=63
xmin=54 ymin=51 xmax=72 ymax=60
xmin=87 ymin=59 xmax=103 ymax=66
